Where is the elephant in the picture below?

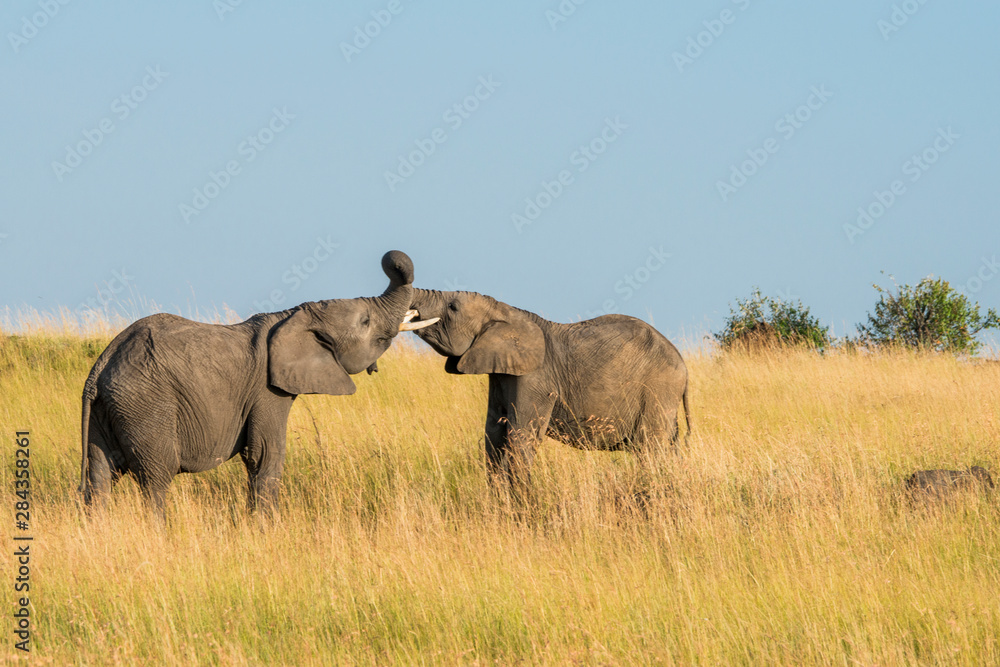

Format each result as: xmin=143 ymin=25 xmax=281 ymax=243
xmin=905 ymin=466 xmax=994 ymax=500
xmin=405 ymin=289 xmax=690 ymax=486
xmin=78 ymin=250 xmax=438 ymax=517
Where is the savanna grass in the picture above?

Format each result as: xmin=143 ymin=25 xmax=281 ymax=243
xmin=1 ymin=313 xmax=998 ymax=665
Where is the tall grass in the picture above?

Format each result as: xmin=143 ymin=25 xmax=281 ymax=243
xmin=1 ymin=315 xmax=998 ymax=664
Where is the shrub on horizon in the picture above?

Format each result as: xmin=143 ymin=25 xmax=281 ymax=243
xmin=714 ymin=287 xmax=831 ymax=352
xmin=856 ymin=274 xmax=999 ymax=355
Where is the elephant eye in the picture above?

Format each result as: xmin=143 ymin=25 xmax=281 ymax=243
xmin=362 ymin=316 xmax=371 ymax=326
xmin=448 ymin=301 xmax=458 ymax=312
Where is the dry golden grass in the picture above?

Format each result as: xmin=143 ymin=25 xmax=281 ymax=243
xmin=1 ymin=314 xmax=998 ymax=665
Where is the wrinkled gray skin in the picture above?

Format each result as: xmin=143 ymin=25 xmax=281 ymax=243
xmin=409 ymin=289 xmax=690 ymax=487
xmin=80 ymin=251 xmax=420 ymax=517
xmin=906 ymin=466 xmax=994 ymax=500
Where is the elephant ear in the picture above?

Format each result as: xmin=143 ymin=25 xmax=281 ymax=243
xmin=456 ymin=318 xmax=545 ymax=376
xmin=268 ymin=307 xmax=356 ymax=396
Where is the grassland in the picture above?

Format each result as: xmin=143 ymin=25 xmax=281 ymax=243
xmin=1 ymin=318 xmax=999 ymax=665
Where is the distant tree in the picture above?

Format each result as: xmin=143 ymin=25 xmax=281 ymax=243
xmin=856 ymin=275 xmax=999 ymax=355
xmin=714 ymin=287 xmax=831 ymax=351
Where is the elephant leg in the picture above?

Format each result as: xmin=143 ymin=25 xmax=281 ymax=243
xmin=240 ymin=417 xmax=288 ymax=517
xmin=82 ymin=404 xmax=127 ymax=511
xmin=114 ymin=408 xmax=180 ymax=521
xmin=83 ymin=435 xmax=117 ymax=509
xmin=484 ymin=392 xmax=508 ymax=481
xmin=241 ymin=454 xmax=285 ymax=516
xmin=135 ymin=471 xmax=172 ymax=521
xmin=504 ymin=424 xmax=542 ymax=490
xmin=635 ymin=404 xmax=678 ymax=453
xmin=245 ymin=469 xmax=283 ymax=516
xmin=128 ymin=440 xmax=176 ymax=521
xmin=485 ymin=375 xmax=555 ymax=492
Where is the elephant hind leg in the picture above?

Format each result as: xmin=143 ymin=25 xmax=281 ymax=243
xmin=83 ymin=437 xmax=116 ymax=509
xmin=82 ymin=414 xmax=126 ymax=510
xmin=128 ymin=470 xmax=171 ymax=521
xmin=113 ymin=411 xmax=179 ymax=522
xmin=634 ymin=406 xmax=679 ymax=454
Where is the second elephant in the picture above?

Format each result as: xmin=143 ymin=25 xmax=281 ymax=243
xmin=408 ymin=289 xmax=690 ymax=485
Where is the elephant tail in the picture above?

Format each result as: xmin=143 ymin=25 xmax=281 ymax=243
xmin=79 ymin=379 xmax=98 ymax=496
xmin=681 ymin=382 xmax=692 ymax=442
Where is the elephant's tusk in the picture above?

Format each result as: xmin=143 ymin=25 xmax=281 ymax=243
xmin=402 ymin=309 xmax=419 ymax=324
xmin=399 ymin=316 xmax=440 ymax=331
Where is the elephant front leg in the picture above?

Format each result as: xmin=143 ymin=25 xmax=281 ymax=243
xmin=240 ymin=419 xmax=288 ymax=518
xmin=245 ymin=469 xmax=283 ymax=516
xmin=243 ymin=460 xmax=284 ymax=519
xmin=243 ymin=448 xmax=285 ymax=515
xmin=484 ymin=397 xmax=505 ymax=479
xmin=486 ymin=415 xmax=549 ymax=499
xmin=504 ymin=424 xmax=543 ymax=494
xmin=484 ymin=376 xmax=555 ymax=492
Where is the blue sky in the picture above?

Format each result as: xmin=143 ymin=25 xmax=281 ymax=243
xmin=3 ymin=1 xmax=998 ymax=344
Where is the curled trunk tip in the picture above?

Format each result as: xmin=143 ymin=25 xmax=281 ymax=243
xmin=382 ymin=251 xmax=415 ymax=288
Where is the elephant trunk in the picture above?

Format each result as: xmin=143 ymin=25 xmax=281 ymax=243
xmin=409 ymin=288 xmax=446 ymax=320
xmin=374 ymin=250 xmax=416 ymax=330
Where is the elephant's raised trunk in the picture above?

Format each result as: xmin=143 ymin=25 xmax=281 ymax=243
xmin=381 ymin=250 xmax=414 ymax=294
xmin=373 ymin=251 xmax=437 ymax=332
xmin=372 ymin=250 xmax=414 ymax=328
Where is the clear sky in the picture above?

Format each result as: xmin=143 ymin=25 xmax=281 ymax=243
xmin=3 ymin=1 xmax=999 ymax=344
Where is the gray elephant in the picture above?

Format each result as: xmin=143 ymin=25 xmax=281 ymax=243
xmin=79 ymin=251 xmax=437 ymax=516
xmin=906 ymin=466 xmax=994 ymax=500
xmin=406 ymin=289 xmax=690 ymax=486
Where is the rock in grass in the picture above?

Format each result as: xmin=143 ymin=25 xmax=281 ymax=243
xmin=905 ymin=466 xmax=994 ymax=500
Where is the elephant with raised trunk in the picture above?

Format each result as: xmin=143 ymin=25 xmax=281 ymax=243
xmin=407 ymin=289 xmax=690 ymax=486
xmin=79 ymin=251 xmax=438 ymax=517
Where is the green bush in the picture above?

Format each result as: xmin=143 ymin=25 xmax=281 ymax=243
xmin=714 ymin=287 xmax=831 ymax=351
xmin=856 ymin=275 xmax=999 ymax=355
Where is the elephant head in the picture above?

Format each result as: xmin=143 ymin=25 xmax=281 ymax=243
xmin=268 ymin=251 xmax=438 ymax=395
xmin=407 ymin=289 xmax=545 ymax=375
